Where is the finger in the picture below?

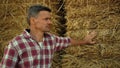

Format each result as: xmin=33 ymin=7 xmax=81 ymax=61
xmin=87 ymin=31 xmax=93 ymax=35
xmin=87 ymin=31 xmax=90 ymax=35
xmin=90 ymin=41 xmax=96 ymax=44
xmin=90 ymin=31 xmax=96 ymax=35
xmin=90 ymin=31 xmax=97 ymax=38
xmin=87 ymin=30 xmax=96 ymax=36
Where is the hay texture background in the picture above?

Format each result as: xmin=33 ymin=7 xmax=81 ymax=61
xmin=61 ymin=0 xmax=120 ymax=68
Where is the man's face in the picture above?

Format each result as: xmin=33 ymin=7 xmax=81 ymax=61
xmin=33 ymin=11 xmax=52 ymax=32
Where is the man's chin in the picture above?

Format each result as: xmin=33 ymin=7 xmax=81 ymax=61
xmin=45 ymin=31 xmax=50 ymax=32
xmin=44 ymin=30 xmax=50 ymax=32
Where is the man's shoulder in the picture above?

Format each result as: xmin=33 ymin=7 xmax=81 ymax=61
xmin=7 ymin=33 xmax=29 ymax=52
xmin=9 ymin=33 xmax=26 ymax=45
xmin=44 ymin=33 xmax=57 ymax=40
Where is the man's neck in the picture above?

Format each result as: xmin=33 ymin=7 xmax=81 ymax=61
xmin=30 ymin=28 xmax=44 ymax=42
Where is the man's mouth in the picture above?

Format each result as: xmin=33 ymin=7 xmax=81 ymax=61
xmin=46 ymin=26 xmax=51 ymax=29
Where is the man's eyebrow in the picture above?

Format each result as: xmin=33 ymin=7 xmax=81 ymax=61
xmin=44 ymin=17 xmax=51 ymax=20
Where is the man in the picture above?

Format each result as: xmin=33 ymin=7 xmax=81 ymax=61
xmin=0 ymin=5 xmax=96 ymax=68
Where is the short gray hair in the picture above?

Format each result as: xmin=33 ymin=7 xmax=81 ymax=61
xmin=27 ymin=5 xmax=51 ymax=25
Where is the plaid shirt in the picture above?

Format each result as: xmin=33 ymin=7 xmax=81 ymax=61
xmin=0 ymin=29 xmax=71 ymax=68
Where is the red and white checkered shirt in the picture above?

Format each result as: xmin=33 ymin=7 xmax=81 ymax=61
xmin=0 ymin=29 xmax=71 ymax=68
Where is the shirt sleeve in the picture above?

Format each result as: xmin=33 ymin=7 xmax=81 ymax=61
xmin=0 ymin=43 xmax=19 ymax=68
xmin=54 ymin=35 xmax=71 ymax=51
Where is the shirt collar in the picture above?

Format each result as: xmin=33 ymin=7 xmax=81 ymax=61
xmin=23 ymin=29 xmax=50 ymax=39
xmin=23 ymin=29 xmax=31 ymax=39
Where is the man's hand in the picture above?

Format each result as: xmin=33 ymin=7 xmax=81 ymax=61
xmin=70 ymin=31 xmax=97 ymax=46
xmin=83 ymin=31 xmax=97 ymax=44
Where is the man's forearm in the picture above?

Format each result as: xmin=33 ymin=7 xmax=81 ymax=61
xmin=70 ymin=38 xmax=87 ymax=46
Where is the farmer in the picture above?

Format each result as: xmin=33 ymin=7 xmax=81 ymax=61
xmin=0 ymin=5 xmax=96 ymax=68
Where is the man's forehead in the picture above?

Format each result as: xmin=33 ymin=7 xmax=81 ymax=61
xmin=38 ymin=11 xmax=51 ymax=16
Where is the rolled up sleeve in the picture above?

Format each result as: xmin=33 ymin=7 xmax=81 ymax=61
xmin=54 ymin=36 xmax=71 ymax=51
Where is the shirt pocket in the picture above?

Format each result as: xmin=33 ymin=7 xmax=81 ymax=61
xmin=18 ymin=47 xmax=40 ymax=60
xmin=18 ymin=47 xmax=41 ymax=67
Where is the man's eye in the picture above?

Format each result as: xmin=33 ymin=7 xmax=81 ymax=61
xmin=45 ymin=18 xmax=51 ymax=20
xmin=46 ymin=18 xmax=49 ymax=20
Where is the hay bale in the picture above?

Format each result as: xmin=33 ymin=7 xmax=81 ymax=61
xmin=62 ymin=0 xmax=120 ymax=68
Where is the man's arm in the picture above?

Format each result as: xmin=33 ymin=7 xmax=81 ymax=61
xmin=70 ymin=39 xmax=88 ymax=45
xmin=70 ymin=31 xmax=97 ymax=45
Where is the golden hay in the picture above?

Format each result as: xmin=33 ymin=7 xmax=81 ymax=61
xmin=61 ymin=0 xmax=120 ymax=68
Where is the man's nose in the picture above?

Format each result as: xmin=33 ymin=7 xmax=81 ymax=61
xmin=48 ymin=20 xmax=52 ymax=24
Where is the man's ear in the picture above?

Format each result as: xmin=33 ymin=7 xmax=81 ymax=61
xmin=30 ymin=17 xmax=36 ymax=25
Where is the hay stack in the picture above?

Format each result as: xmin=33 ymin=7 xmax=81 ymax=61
xmin=61 ymin=0 xmax=120 ymax=68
